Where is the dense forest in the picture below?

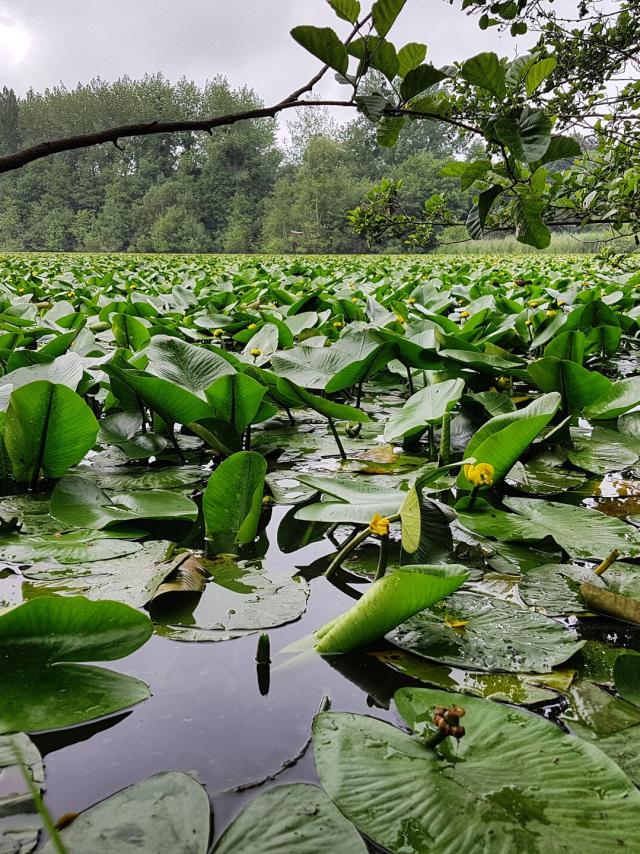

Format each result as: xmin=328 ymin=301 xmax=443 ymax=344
xmin=0 ymin=75 xmax=470 ymax=254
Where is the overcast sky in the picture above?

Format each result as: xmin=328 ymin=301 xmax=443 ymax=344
xmin=0 ymin=0 xmax=535 ymax=108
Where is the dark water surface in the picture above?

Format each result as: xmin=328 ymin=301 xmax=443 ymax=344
xmin=25 ymin=509 xmax=409 ymax=844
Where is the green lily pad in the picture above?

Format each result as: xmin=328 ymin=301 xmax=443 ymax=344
xmin=614 ymin=652 xmax=640 ymax=707
xmin=313 ymin=688 xmax=640 ymax=853
xmin=50 ymin=474 xmax=198 ymax=530
xmin=370 ymin=649 xmax=571 ymax=704
xmin=0 ymin=597 xmax=152 ymax=733
xmin=153 ymin=562 xmax=309 ymax=642
xmin=388 ymin=591 xmax=584 ymax=672
xmin=212 ymin=783 xmax=367 ymax=853
xmin=42 ymin=771 xmax=210 ymax=853
xmin=0 ymin=530 xmax=142 ymax=565
xmin=506 ymin=460 xmax=586 ymax=495
xmin=519 ymin=563 xmax=603 ymax=614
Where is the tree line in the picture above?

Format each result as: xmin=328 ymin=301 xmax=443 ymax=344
xmin=0 ymin=76 xmax=469 ymax=254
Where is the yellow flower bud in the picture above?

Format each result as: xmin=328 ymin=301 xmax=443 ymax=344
xmin=407 ymin=297 xmax=416 ymax=304
xmin=546 ymin=309 xmax=557 ymax=317
xmin=557 ymin=300 xmax=566 ymax=306
xmin=369 ymin=513 xmax=390 ymax=536
xmin=129 ymin=284 xmax=136 ymax=290
xmin=67 ymin=290 xmax=75 ymax=297
xmin=460 ymin=310 xmax=470 ymax=318
xmin=496 ymin=376 xmax=511 ymax=391
xmin=333 ymin=321 xmax=343 ymax=329
xmin=213 ymin=328 xmax=224 ymax=337
xmin=351 ymin=297 xmax=359 ymax=303
xmin=395 ymin=315 xmax=406 ymax=324
xmin=463 ymin=462 xmax=495 ymax=487
xmin=17 ymin=287 xmax=24 ymax=293
xmin=250 ymin=348 xmax=262 ymax=357
xmin=248 ymin=323 xmax=257 ymax=330
xmin=525 ymin=319 xmax=533 ymax=326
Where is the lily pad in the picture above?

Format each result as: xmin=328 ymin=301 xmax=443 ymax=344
xmin=42 ymin=771 xmax=210 ymax=853
xmin=0 ymin=597 xmax=152 ymax=733
xmin=50 ymin=474 xmax=198 ymax=530
xmin=370 ymin=649 xmax=571 ymax=704
xmin=506 ymin=460 xmax=586 ymax=495
xmin=388 ymin=591 xmax=584 ymax=672
xmin=0 ymin=530 xmax=142 ymax=565
xmin=153 ymin=561 xmax=309 ymax=642
xmin=519 ymin=563 xmax=603 ymax=614
xmin=212 ymin=783 xmax=367 ymax=854
xmin=313 ymin=688 xmax=640 ymax=854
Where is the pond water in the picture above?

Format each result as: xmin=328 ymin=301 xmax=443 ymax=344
xmin=13 ymin=508 xmax=409 ymax=846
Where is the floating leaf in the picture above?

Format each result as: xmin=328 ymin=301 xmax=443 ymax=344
xmin=389 ymin=591 xmax=583 ymax=672
xmin=42 ymin=772 xmax=210 ymax=854
xmin=313 ymin=689 xmax=640 ymax=854
xmin=213 ymin=783 xmax=367 ymax=854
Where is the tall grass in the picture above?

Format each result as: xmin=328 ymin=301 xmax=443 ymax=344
xmin=435 ymin=232 xmax=634 ymax=255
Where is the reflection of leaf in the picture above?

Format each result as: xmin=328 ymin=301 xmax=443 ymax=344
xmin=506 ymin=460 xmax=585 ymax=495
xmin=614 ymin=653 xmax=640 ymax=707
xmin=389 ymin=591 xmax=583 ymax=672
xmin=213 ymin=783 xmax=367 ymax=854
xmin=314 ymin=689 xmax=640 ymax=854
xmin=42 ymin=772 xmax=210 ymax=854
xmin=315 ymin=565 xmax=468 ymax=654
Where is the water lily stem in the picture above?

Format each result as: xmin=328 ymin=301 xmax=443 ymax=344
xmin=245 ymin=424 xmax=252 ymax=450
xmin=406 ymin=365 xmax=414 ymax=396
xmin=285 ymin=406 xmax=295 ymax=425
xmin=468 ymin=485 xmax=480 ymax=509
xmin=325 ymin=526 xmax=372 ymax=580
xmin=356 ymin=379 xmax=363 ymax=409
xmin=374 ymin=533 xmax=389 ymax=581
xmin=327 ymin=417 xmax=346 ymax=460
xmin=438 ymin=412 xmax=451 ymax=465
xmin=595 ymin=548 xmax=620 ymax=576
xmin=428 ymin=424 xmax=436 ymax=460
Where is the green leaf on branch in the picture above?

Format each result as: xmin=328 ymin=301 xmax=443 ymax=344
xmin=290 ymin=26 xmax=349 ymax=76
xmin=525 ymin=56 xmax=556 ymax=96
xmin=348 ymin=37 xmax=398 ymax=82
xmin=372 ymin=0 xmax=407 ymax=38
xmin=376 ymin=115 xmax=406 ymax=146
xmin=495 ymin=109 xmax=552 ymax=162
xmin=327 ymin=0 xmax=361 ymax=24
xmin=514 ymin=194 xmax=551 ymax=248
xmin=397 ymin=42 xmax=427 ymax=76
xmin=400 ymin=64 xmax=448 ymax=101
xmin=460 ymin=52 xmax=506 ymax=99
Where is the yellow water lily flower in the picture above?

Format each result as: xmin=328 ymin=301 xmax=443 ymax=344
xmin=395 ymin=315 xmax=406 ymax=324
xmin=460 ymin=310 xmax=470 ymax=318
xmin=248 ymin=323 xmax=257 ymax=330
xmin=407 ymin=297 xmax=416 ymax=304
xmin=369 ymin=513 xmax=390 ymax=536
xmin=557 ymin=299 xmax=566 ymax=306
xmin=129 ymin=283 xmax=136 ymax=289
xmin=250 ymin=348 xmax=262 ymax=357
xmin=213 ymin=328 xmax=224 ymax=337
xmin=546 ymin=309 xmax=557 ymax=317
xmin=463 ymin=462 xmax=495 ymax=487
xmin=496 ymin=376 xmax=511 ymax=390
xmin=333 ymin=321 xmax=343 ymax=329
xmin=17 ymin=287 xmax=24 ymax=293
xmin=351 ymin=297 xmax=359 ymax=303
xmin=525 ymin=319 xmax=533 ymax=326
xmin=67 ymin=290 xmax=75 ymax=298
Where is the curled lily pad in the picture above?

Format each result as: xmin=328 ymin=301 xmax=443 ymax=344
xmin=315 ymin=565 xmax=468 ymax=655
xmin=388 ymin=591 xmax=584 ymax=673
xmin=42 ymin=771 xmax=210 ymax=854
xmin=313 ymin=688 xmax=640 ymax=854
